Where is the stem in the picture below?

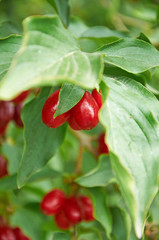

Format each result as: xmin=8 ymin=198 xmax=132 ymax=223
xmin=75 ymin=146 xmax=84 ymax=175
xmin=72 ymin=225 xmax=78 ymax=240
xmin=70 ymin=128 xmax=98 ymax=159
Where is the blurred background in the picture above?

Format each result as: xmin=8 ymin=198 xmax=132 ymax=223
xmin=0 ymin=0 xmax=159 ymax=47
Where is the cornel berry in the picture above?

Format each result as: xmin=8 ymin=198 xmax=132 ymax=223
xmin=98 ymin=133 xmax=109 ymax=155
xmin=64 ymin=197 xmax=82 ymax=224
xmin=0 ymin=91 xmax=30 ymax=136
xmin=12 ymin=90 xmax=30 ymax=104
xmin=40 ymin=189 xmax=66 ymax=215
xmin=13 ymin=227 xmax=30 ymax=240
xmin=42 ymin=88 xmax=102 ymax=131
xmin=42 ymin=89 xmax=70 ymax=128
xmin=0 ymin=101 xmax=14 ymax=124
xmin=40 ymin=189 xmax=94 ymax=230
xmin=55 ymin=210 xmax=72 ymax=230
xmin=0 ymin=101 xmax=14 ymax=136
xmin=0 ymin=226 xmax=16 ymax=240
xmin=0 ymin=154 xmax=8 ymax=178
xmin=0 ymin=225 xmax=30 ymax=240
xmin=13 ymin=103 xmax=24 ymax=128
xmin=68 ymin=91 xmax=99 ymax=130
xmin=79 ymin=196 xmax=94 ymax=221
xmin=92 ymin=89 xmax=102 ymax=109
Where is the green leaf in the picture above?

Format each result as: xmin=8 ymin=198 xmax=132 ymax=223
xmin=79 ymin=26 xmax=129 ymax=53
xmin=106 ymin=185 xmax=121 ymax=208
xmin=0 ymin=21 xmax=20 ymax=38
xmin=81 ymin=26 xmax=128 ymax=39
xmin=78 ymin=230 xmax=102 ymax=240
xmin=28 ymin=166 xmax=61 ymax=183
xmin=10 ymin=208 xmax=45 ymax=240
xmin=111 ymin=207 xmax=131 ymax=240
xmin=100 ymin=76 xmax=159 ymax=238
xmin=68 ymin=16 xmax=88 ymax=38
xmin=76 ymin=156 xmax=115 ymax=187
xmin=0 ymin=35 xmax=22 ymax=81
xmin=82 ymin=149 xmax=97 ymax=174
xmin=17 ymin=88 xmax=67 ymax=188
xmin=147 ymin=66 xmax=159 ymax=94
xmin=0 ymin=175 xmax=17 ymax=191
xmin=104 ymin=64 xmax=146 ymax=85
xmin=137 ymin=32 xmax=151 ymax=44
xmin=99 ymin=38 xmax=159 ymax=73
xmin=0 ymin=166 xmax=61 ymax=191
xmin=157 ymin=5 xmax=159 ymax=24
xmin=0 ymin=16 xmax=103 ymax=101
xmin=79 ymin=37 xmax=119 ymax=53
xmin=89 ymin=188 xmax=112 ymax=239
xmin=0 ymin=123 xmax=24 ymax=174
xmin=54 ymin=83 xmax=85 ymax=117
xmin=53 ymin=232 xmax=71 ymax=240
xmin=150 ymin=192 xmax=159 ymax=223
xmin=47 ymin=0 xmax=70 ymax=26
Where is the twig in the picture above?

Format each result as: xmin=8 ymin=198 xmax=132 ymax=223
xmin=70 ymin=128 xmax=98 ymax=159
xmin=72 ymin=225 xmax=78 ymax=240
xmin=75 ymin=146 xmax=84 ymax=175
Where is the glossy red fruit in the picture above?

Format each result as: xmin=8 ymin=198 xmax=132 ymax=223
xmin=0 ymin=101 xmax=14 ymax=124
xmin=0 ymin=226 xmax=16 ymax=240
xmin=42 ymin=89 xmax=70 ymax=128
xmin=79 ymin=196 xmax=94 ymax=221
xmin=92 ymin=89 xmax=102 ymax=109
xmin=64 ymin=197 xmax=82 ymax=224
xmin=13 ymin=103 xmax=24 ymax=128
xmin=12 ymin=90 xmax=30 ymax=104
xmin=13 ymin=227 xmax=30 ymax=240
xmin=0 ymin=154 xmax=8 ymax=178
xmin=98 ymin=133 xmax=109 ymax=155
xmin=55 ymin=210 xmax=72 ymax=230
xmin=68 ymin=91 xmax=99 ymax=130
xmin=40 ymin=189 xmax=66 ymax=215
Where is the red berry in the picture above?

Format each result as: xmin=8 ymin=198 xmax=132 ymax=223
xmin=0 ymin=154 xmax=8 ymax=178
xmin=13 ymin=227 xmax=30 ymax=240
xmin=67 ymin=117 xmax=81 ymax=130
xmin=12 ymin=90 xmax=30 ymax=104
xmin=68 ymin=91 xmax=99 ymax=130
xmin=0 ymin=101 xmax=14 ymax=125
xmin=0 ymin=226 xmax=16 ymax=240
xmin=55 ymin=210 xmax=72 ymax=230
xmin=64 ymin=197 xmax=82 ymax=224
xmin=79 ymin=196 xmax=94 ymax=221
xmin=0 ymin=123 xmax=8 ymax=136
xmin=98 ymin=133 xmax=109 ymax=155
xmin=13 ymin=103 xmax=24 ymax=128
xmin=40 ymin=189 xmax=66 ymax=215
xmin=42 ymin=89 xmax=70 ymax=128
xmin=92 ymin=89 xmax=102 ymax=109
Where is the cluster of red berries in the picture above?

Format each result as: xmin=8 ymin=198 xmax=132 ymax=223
xmin=0 ymin=225 xmax=30 ymax=240
xmin=0 ymin=90 xmax=30 ymax=136
xmin=0 ymin=157 xmax=30 ymax=239
xmin=42 ymin=88 xmax=102 ymax=130
xmin=40 ymin=189 xmax=94 ymax=230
